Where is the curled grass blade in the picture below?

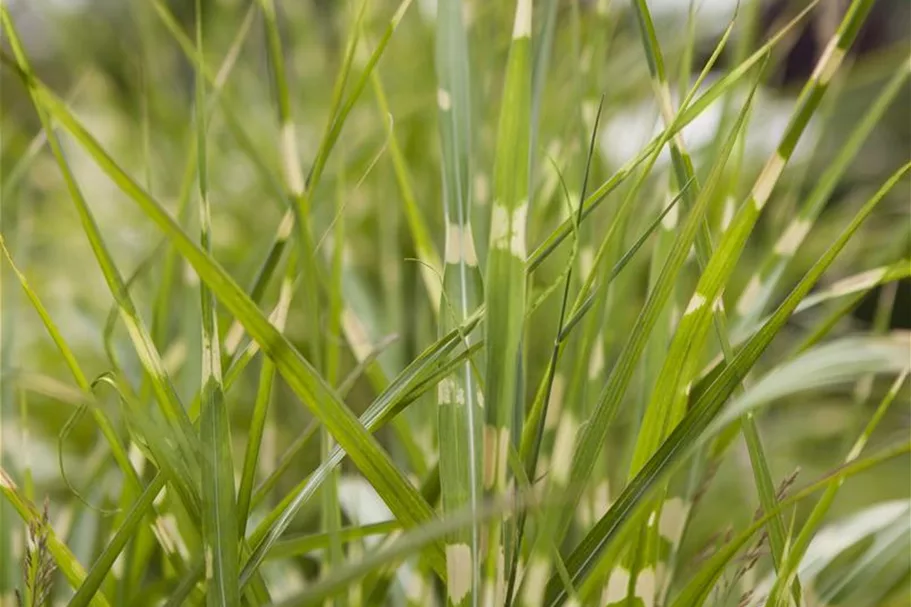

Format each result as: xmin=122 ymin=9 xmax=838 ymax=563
xmin=0 ymin=8 xmax=201 ymax=512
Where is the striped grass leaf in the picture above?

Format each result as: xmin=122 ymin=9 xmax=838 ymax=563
xmin=696 ymin=261 xmax=910 ymax=406
xmin=698 ymin=263 xmax=908 ymax=473
xmin=627 ymin=2 xmax=880 ymax=600
xmin=482 ymin=0 xmax=532 ymax=600
xmin=525 ymin=55 xmax=764 ymax=607
xmin=733 ymin=55 xmax=911 ymax=332
xmin=511 ymin=97 xmax=604 ymax=607
xmin=1 ymin=59 xmax=449 ymax=583
xmin=544 ymin=159 xmax=911 ymax=605
xmin=436 ymin=0 xmax=484 ymax=603
xmin=623 ymin=1 xmax=792 ymax=601
xmin=335 ymin=196 xmax=672 ymax=500
xmin=636 ymin=12 xmax=738 ymax=435
xmin=271 ymin=440 xmax=908 ymax=607
xmin=167 ymin=0 xmax=817 ymax=380
xmin=693 ymin=266 xmax=908 ymax=406
xmin=526 ymin=0 xmax=818 ymax=280
xmin=235 ymin=321 xmax=481 ymax=586
xmin=794 ymin=260 xmax=911 ymax=315
xmin=239 ymin=209 xmax=673 ymax=598
xmin=1 ymin=3 xmax=884 ymax=600
xmin=166 ymin=0 xmax=814 ymax=412
xmin=193 ymin=2 xmax=241 ymax=604
xmin=700 ymin=335 xmax=909 ymax=447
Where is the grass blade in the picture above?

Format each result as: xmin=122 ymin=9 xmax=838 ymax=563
xmin=482 ymin=1 xmax=532 ymax=600
xmin=734 ymin=56 xmax=911 ymax=330
xmin=436 ymin=0 xmax=484 ymax=603
xmin=1 ymin=53 xmax=447 ymax=583
xmin=544 ymin=160 xmax=911 ymax=605
xmin=194 ymin=2 xmax=240 ymax=603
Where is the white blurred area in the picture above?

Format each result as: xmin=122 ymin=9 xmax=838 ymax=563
xmin=598 ymin=76 xmax=820 ymax=169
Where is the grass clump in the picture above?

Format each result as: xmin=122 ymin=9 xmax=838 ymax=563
xmin=0 ymin=1 xmax=908 ymax=606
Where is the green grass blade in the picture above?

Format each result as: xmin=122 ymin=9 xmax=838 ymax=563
xmin=544 ymin=160 xmax=910 ymax=605
xmin=0 ymin=238 xmax=139 ymax=495
xmin=194 ymin=2 xmax=240 ymax=603
xmin=0 ymin=8 xmax=201 ymax=512
xmin=734 ymin=56 xmax=911 ymax=330
xmin=513 ymin=97 xmax=604 ymax=607
xmin=370 ymin=71 xmax=443 ymax=314
xmin=528 ymin=65 xmax=762 ymax=603
xmin=3 ymin=57 xmax=447 ymax=582
xmin=436 ymin=0 xmax=484 ymax=603
xmin=483 ymin=0 xmax=532 ymax=598
xmin=626 ymin=3 xmax=879 ymax=599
